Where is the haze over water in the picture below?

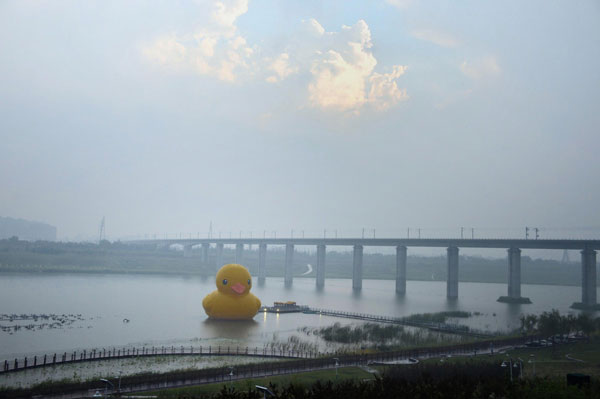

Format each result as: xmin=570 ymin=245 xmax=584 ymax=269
xmin=1 ymin=273 xmax=596 ymax=359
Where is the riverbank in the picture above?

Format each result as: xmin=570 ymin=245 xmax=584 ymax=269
xmin=148 ymin=339 xmax=600 ymax=398
xmin=3 ymin=336 xmax=598 ymax=398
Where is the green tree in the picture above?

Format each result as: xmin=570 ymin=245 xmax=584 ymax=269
xmin=574 ymin=313 xmax=595 ymax=338
xmin=537 ymin=309 xmax=561 ymax=343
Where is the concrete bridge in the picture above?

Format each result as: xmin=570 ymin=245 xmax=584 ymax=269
xmin=130 ymin=238 xmax=600 ymax=310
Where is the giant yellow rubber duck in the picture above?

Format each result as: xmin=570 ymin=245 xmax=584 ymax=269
xmin=202 ymin=264 xmax=261 ymax=319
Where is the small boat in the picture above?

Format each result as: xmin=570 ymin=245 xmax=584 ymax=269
xmin=262 ymin=301 xmax=308 ymax=313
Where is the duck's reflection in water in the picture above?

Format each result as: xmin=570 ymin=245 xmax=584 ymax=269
xmin=202 ymin=318 xmax=259 ymax=339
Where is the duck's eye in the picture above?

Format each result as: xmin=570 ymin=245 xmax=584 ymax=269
xmin=247 ymin=279 xmax=251 ymax=285
xmin=222 ymin=279 xmax=228 ymax=285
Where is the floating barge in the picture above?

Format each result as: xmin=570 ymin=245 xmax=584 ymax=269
xmin=262 ymin=301 xmax=308 ymax=313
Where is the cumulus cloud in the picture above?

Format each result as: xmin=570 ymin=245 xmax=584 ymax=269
xmin=211 ymin=0 xmax=248 ymax=31
xmin=305 ymin=19 xmax=408 ymax=113
xmin=143 ymin=35 xmax=187 ymax=67
xmin=304 ymin=18 xmax=326 ymax=36
xmin=143 ymin=0 xmax=253 ymax=82
xmin=460 ymin=56 xmax=501 ymax=80
xmin=367 ymin=65 xmax=408 ymax=111
xmin=266 ymin=53 xmax=297 ymax=83
xmin=144 ymin=4 xmax=408 ymax=114
xmin=411 ymin=29 xmax=459 ymax=48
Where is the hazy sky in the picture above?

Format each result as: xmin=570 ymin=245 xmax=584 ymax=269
xmin=1 ymin=0 xmax=599 ymax=243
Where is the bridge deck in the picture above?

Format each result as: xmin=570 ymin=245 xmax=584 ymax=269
xmin=130 ymin=238 xmax=600 ymax=250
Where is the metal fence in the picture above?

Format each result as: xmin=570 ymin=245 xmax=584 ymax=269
xmin=1 ymin=345 xmax=317 ymax=374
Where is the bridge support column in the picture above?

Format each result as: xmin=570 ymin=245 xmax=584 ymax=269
xmin=285 ymin=244 xmax=294 ymax=286
xmin=572 ymin=248 xmax=599 ymax=310
xmin=235 ymin=243 xmax=244 ymax=264
xmin=446 ymin=246 xmax=459 ymax=299
xmin=215 ymin=243 xmax=224 ymax=269
xmin=258 ymin=244 xmax=267 ymax=283
xmin=498 ymin=248 xmax=531 ymax=304
xmin=353 ymin=245 xmax=363 ymax=290
xmin=396 ymin=246 xmax=407 ymax=294
xmin=202 ymin=243 xmax=209 ymax=264
xmin=183 ymin=245 xmax=193 ymax=258
xmin=316 ymin=244 xmax=326 ymax=288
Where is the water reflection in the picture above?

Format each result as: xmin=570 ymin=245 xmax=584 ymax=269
xmin=201 ymin=319 xmax=258 ymax=339
xmin=445 ymin=298 xmax=460 ymax=311
xmin=505 ymin=303 xmax=523 ymax=320
xmin=393 ymin=293 xmax=407 ymax=306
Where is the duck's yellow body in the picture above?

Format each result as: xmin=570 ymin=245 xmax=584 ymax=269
xmin=202 ymin=264 xmax=261 ymax=320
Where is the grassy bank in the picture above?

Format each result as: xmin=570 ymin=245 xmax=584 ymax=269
xmin=421 ymin=339 xmax=600 ymax=378
xmin=2 ymin=339 xmax=599 ymax=398
xmin=146 ymin=367 xmax=374 ymax=398
xmin=144 ymin=340 xmax=600 ymax=398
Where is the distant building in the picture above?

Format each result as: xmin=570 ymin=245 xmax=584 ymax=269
xmin=0 ymin=216 xmax=57 ymax=241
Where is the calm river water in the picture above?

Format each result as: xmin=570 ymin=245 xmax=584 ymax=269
xmin=0 ymin=273 xmax=597 ymax=360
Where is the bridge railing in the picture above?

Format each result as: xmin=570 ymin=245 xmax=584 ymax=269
xmin=0 ymin=345 xmax=318 ymax=374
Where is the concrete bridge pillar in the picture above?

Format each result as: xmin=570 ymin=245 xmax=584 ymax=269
xmin=285 ymin=244 xmax=294 ymax=286
xmin=446 ymin=246 xmax=459 ymax=299
xmin=572 ymin=248 xmax=598 ymax=309
xmin=183 ymin=245 xmax=193 ymax=258
xmin=202 ymin=243 xmax=209 ymax=264
xmin=215 ymin=243 xmax=224 ymax=269
xmin=235 ymin=243 xmax=244 ymax=264
xmin=396 ymin=246 xmax=407 ymax=294
xmin=258 ymin=244 xmax=267 ymax=283
xmin=508 ymin=247 xmax=521 ymax=298
xmin=498 ymin=248 xmax=531 ymax=303
xmin=316 ymin=244 xmax=326 ymax=288
xmin=353 ymin=245 xmax=363 ymax=290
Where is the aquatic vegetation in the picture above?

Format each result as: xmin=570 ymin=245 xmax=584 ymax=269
xmin=265 ymin=335 xmax=319 ymax=354
xmin=400 ymin=311 xmax=472 ymax=324
xmin=304 ymin=322 xmax=471 ymax=350
xmin=0 ymin=314 xmax=87 ymax=334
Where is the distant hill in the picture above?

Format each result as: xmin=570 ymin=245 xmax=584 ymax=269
xmin=0 ymin=216 xmax=57 ymax=241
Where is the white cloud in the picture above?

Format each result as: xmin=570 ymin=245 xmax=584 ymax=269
xmin=266 ymin=53 xmax=296 ymax=83
xmin=411 ymin=29 xmax=459 ymax=48
xmin=367 ymin=65 xmax=408 ymax=111
xmin=460 ymin=56 xmax=501 ymax=80
xmin=211 ymin=0 xmax=248 ymax=31
xmin=143 ymin=35 xmax=187 ymax=67
xmin=306 ymin=20 xmax=408 ymax=113
xmin=385 ymin=0 xmax=416 ymax=9
xmin=303 ymin=18 xmax=326 ymax=36
xmin=144 ymin=0 xmax=253 ymax=82
xmin=145 ymin=6 xmax=407 ymax=114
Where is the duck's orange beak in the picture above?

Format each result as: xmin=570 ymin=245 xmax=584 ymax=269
xmin=231 ymin=283 xmax=246 ymax=295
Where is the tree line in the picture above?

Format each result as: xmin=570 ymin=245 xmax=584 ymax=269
xmin=520 ymin=310 xmax=599 ymax=340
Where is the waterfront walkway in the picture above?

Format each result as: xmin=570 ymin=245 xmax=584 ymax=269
xmin=21 ymin=335 xmax=532 ymax=399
